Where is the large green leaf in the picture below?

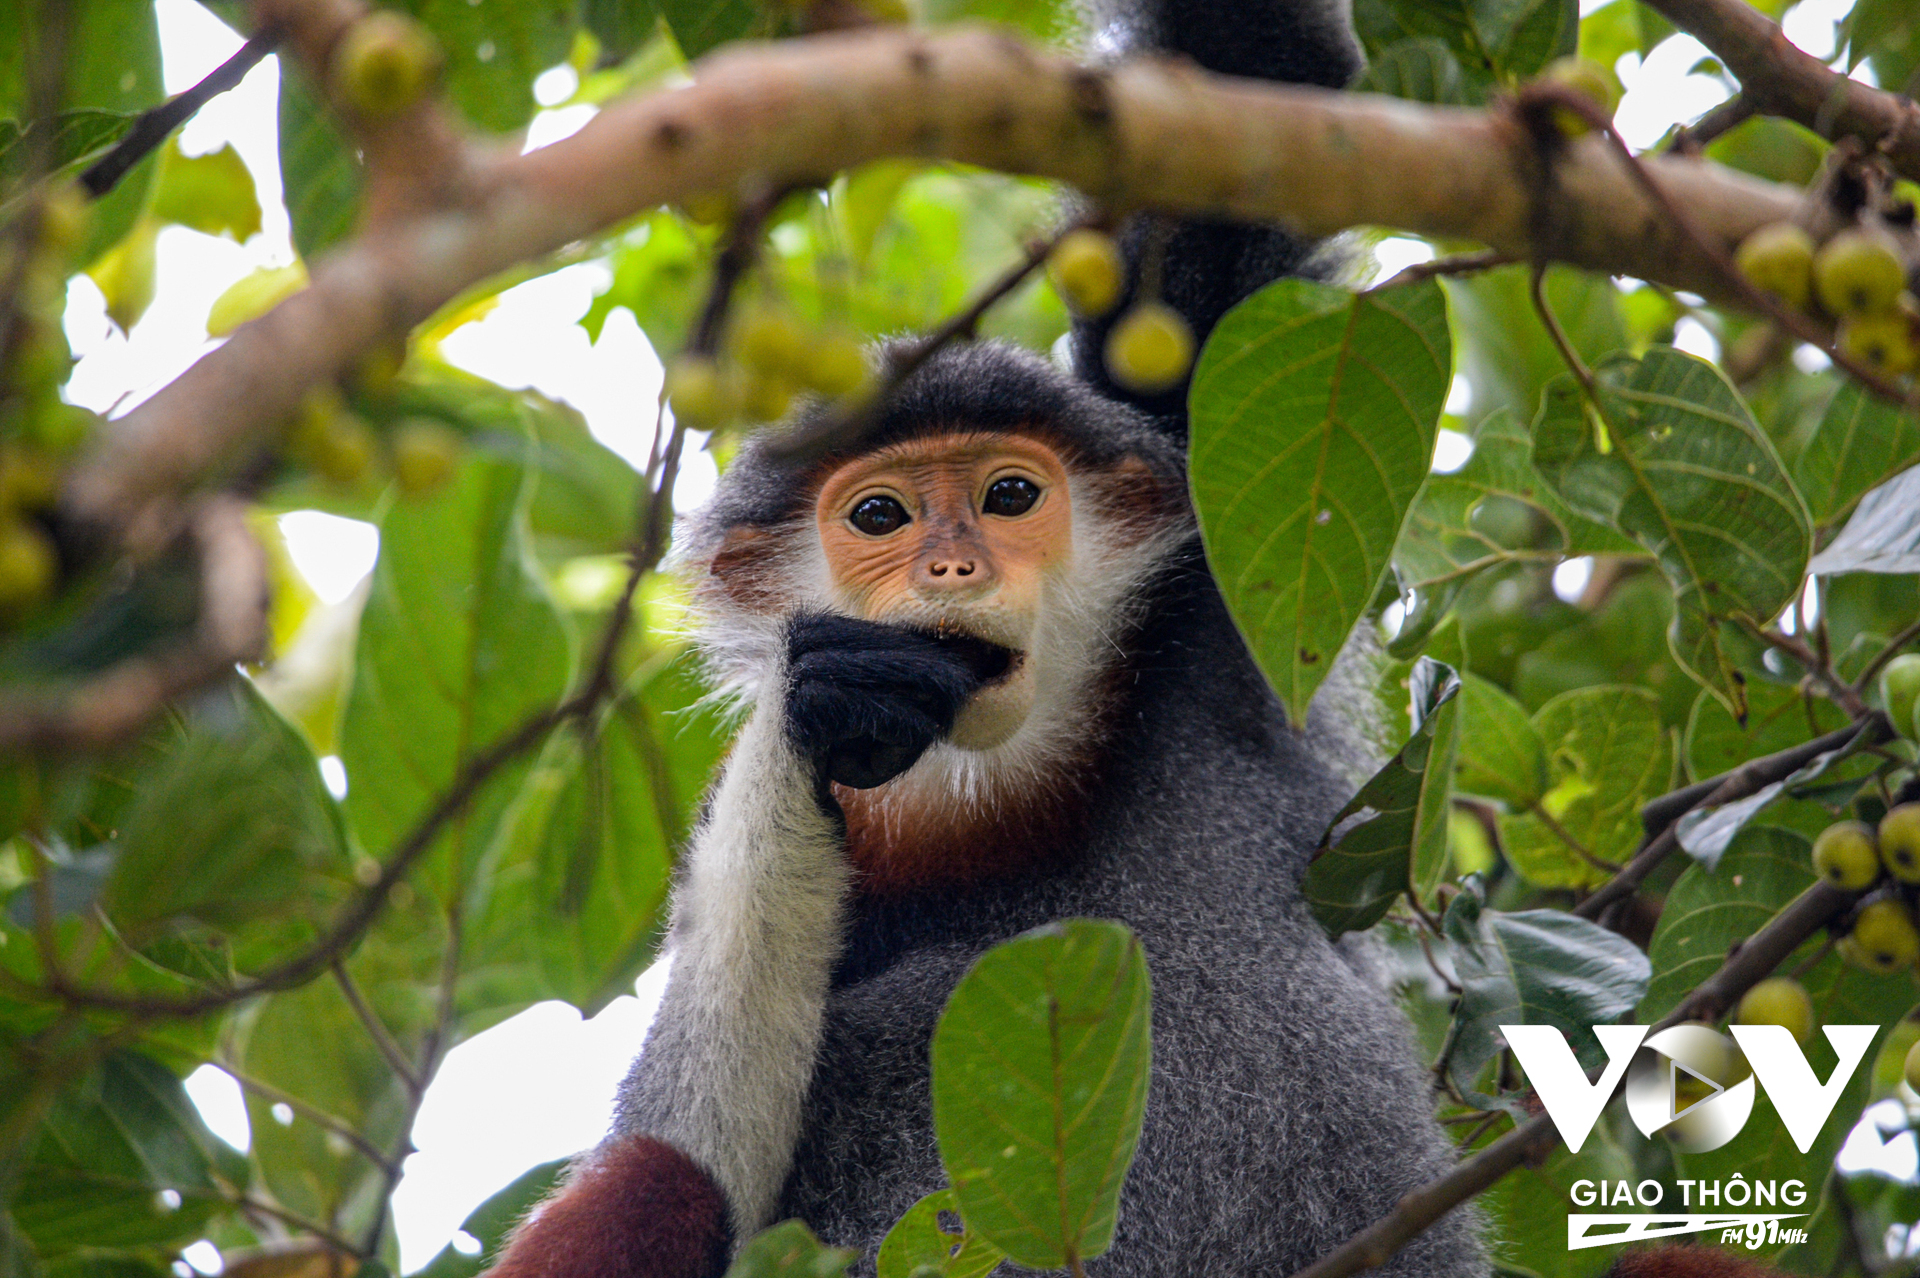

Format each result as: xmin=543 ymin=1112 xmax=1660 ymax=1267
xmin=1455 ymin=671 xmax=1548 ymax=810
xmin=339 ymin=451 xmax=573 ymax=903
xmin=100 ymin=680 xmax=350 ymax=941
xmin=931 ymin=920 xmax=1151 ymax=1271
xmin=399 ymin=0 xmax=570 ymax=132
xmin=1498 ymin=684 xmax=1670 ymax=889
xmin=1793 ymin=382 xmax=1920 ymax=529
xmin=472 ymin=669 xmax=712 ymax=1014
xmin=1190 ymin=278 xmax=1451 ymax=721
xmin=11 ymin=1053 xmax=244 ymax=1254
xmin=1356 ymin=38 xmax=1474 ymax=103
xmin=1532 ymin=349 xmax=1811 ymax=716
xmin=1443 ymin=266 xmax=1626 ymax=427
xmin=279 ymin=73 xmax=361 ymax=259
xmin=0 ymin=0 xmax=164 ymax=257
xmin=875 ymin=1189 xmax=1005 ymax=1278
xmin=1441 ymin=893 xmax=1649 ymax=1102
xmin=1306 ymin=657 xmax=1461 ymax=935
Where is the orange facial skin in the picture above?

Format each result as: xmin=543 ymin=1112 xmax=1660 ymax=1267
xmin=813 ymin=432 xmax=1074 ymax=651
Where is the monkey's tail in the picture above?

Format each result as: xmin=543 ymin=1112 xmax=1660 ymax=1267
xmin=1066 ymin=0 xmax=1364 ymax=441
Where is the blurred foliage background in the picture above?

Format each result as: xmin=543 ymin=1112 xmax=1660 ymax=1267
xmin=4 ymin=0 xmax=1920 ymax=1274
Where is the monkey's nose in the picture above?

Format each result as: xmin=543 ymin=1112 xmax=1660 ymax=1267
xmin=917 ymin=552 xmax=994 ymax=591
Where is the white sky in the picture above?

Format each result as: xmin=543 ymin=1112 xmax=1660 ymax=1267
xmin=102 ymin=0 xmax=1898 ymax=1269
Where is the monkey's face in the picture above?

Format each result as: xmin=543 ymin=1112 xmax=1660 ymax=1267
xmin=813 ymin=431 xmax=1075 ymax=749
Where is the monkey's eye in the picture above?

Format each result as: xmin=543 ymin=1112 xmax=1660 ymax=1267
xmin=982 ymin=476 xmax=1041 ymax=517
xmin=849 ymin=495 xmax=911 ymax=536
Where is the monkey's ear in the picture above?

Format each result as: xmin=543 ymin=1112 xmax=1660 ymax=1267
xmin=485 ymin=1134 xmax=731 ymax=1278
xmin=1082 ymin=454 xmax=1191 ymax=533
xmin=705 ymin=525 xmax=791 ymax=610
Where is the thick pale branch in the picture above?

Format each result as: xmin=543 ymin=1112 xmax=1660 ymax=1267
xmin=1642 ymin=0 xmax=1920 ymax=183
xmin=68 ymin=23 xmax=1799 ymax=540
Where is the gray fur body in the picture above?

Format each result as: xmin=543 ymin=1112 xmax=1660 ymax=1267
xmin=770 ymin=545 xmax=1483 ymax=1275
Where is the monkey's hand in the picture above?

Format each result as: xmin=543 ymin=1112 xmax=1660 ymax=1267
xmin=785 ymin=614 xmax=1007 ymax=790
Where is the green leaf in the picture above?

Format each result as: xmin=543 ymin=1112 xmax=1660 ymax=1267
xmin=725 ymin=1220 xmax=857 ymax=1278
xmin=1394 ymin=408 xmax=1633 ymax=602
xmin=473 ymin=704 xmax=679 ymax=1014
xmin=1 ymin=0 xmax=164 ymax=258
xmin=1531 ymin=349 xmax=1811 ymax=716
xmin=279 ymin=73 xmax=361 ymax=259
xmin=931 ymin=920 xmax=1151 ymax=1270
xmin=1357 ymin=38 xmax=1473 ymax=103
xmin=413 ymin=1158 xmax=568 ymax=1278
xmin=582 ymin=212 xmax=710 ymax=349
xmin=1441 ymin=893 xmax=1649 ymax=1101
xmin=148 ymin=140 xmax=261 ymax=242
xmin=918 ymin=0 xmax=1075 ymax=43
xmin=1190 ymin=278 xmax=1451 ymax=722
xmin=100 ymin=680 xmax=350 ymax=940
xmin=1704 ymin=114 xmax=1827 ymax=187
xmin=11 ymin=1053 xmax=236 ymax=1253
xmin=237 ymin=898 xmax=447 ymax=1235
xmin=339 ymin=451 xmax=573 ymax=903
xmin=1498 ymin=685 xmax=1669 ymax=889
xmin=1353 ymin=0 xmax=1572 ymax=96
xmin=1444 ymin=266 xmax=1626 ymax=427
xmin=1469 ymin=0 xmax=1577 ymax=79
xmin=1793 ymin=382 xmax=1920 ymax=529
xmin=391 ymin=0 xmax=569 ymax=132
xmin=1306 ymin=657 xmax=1462 ymax=935
xmin=1844 ymin=0 xmax=1918 ymax=101
xmin=1456 ymin=671 xmax=1548 ymax=809
xmin=1640 ymin=825 xmax=1811 ymax=1022
xmin=875 ymin=1189 xmax=1006 ymax=1278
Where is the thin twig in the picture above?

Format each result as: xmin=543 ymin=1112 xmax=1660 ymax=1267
xmin=215 ymin=1061 xmax=402 ymax=1177
xmin=330 ymin=961 xmax=423 ymax=1096
xmin=1528 ymin=262 xmax=1596 ymax=395
xmin=80 ymin=29 xmax=281 ymax=198
xmin=1748 ymin=622 xmax=1873 ymax=718
xmin=1579 ymin=714 xmax=1890 ymax=923
xmin=228 ymin=1191 xmax=367 ymax=1260
xmin=764 ymin=219 xmax=1084 ymax=462
xmin=1668 ymin=93 xmax=1756 ymax=155
xmin=688 ymin=186 xmax=794 ymax=357
xmin=1371 ymin=249 xmax=1517 ymax=292
xmin=1856 ymin=617 xmax=1920 ymax=695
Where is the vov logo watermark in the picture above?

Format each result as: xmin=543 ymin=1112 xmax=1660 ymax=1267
xmin=1503 ymin=1022 xmax=1883 ymax=1252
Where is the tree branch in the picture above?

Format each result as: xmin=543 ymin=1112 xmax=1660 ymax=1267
xmin=1577 ymin=713 xmax=1892 ymax=923
xmin=79 ymin=29 xmax=282 ymax=198
xmin=66 ymin=20 xmax=1806 ymax=546
xmin=1639 ymin=0 xmax=1920 ymax=184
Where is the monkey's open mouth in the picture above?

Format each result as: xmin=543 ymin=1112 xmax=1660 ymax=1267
xmin=926 ymin=631 xmax=1018 ymax=685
